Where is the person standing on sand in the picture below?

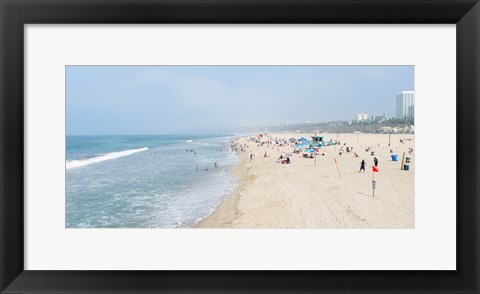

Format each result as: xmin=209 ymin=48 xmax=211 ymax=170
xmin=374 ymin=157 xmax=379 ymax=167
xmin=359 ymin=159 xmax=366 ymax=173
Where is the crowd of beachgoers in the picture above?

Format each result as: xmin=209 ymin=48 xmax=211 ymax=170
xmin=197 ymin=132 xmax=415 ymax=228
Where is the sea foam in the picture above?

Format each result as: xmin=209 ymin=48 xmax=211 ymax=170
xmin=66 ymin=147 xmax=148 ymax=169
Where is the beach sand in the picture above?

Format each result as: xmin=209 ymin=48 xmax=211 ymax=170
xmin=197 ymin=133 xmax=414 ymax=229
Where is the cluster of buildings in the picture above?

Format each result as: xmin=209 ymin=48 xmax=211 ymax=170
xmin=376 ymin=125 xmax=415 ymax=134
xmin=355 ymin=90 xmax=415 ymax=122
xmin=355 ymin=112 xmax=389 ymax=123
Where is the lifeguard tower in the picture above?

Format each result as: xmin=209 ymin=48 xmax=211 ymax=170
xmin=312 ymin=135 xmax=324 ymax=147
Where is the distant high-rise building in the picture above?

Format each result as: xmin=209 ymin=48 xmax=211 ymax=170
xmin=396 ymin=91 xmax=415 ymax=119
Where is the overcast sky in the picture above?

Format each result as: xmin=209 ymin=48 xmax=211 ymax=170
xmin=66 ymin=65 xmax=414 ymax=135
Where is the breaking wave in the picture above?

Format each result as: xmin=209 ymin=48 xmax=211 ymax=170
xmin=66 ymin=147 xmax=148 ymax=170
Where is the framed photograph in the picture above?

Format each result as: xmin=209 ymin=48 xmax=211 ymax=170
xmin=1 ymin=0 xmax=478 ymax=293
xmin=64 ymin=65 xmax=416 ymax=230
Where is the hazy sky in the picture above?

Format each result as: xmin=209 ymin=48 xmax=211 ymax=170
xmin=66 ymin=66 xmax=414 ymax=135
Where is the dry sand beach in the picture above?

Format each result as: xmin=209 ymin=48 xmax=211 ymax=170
xmin=197 ymin=133 xmax=414 ymax=229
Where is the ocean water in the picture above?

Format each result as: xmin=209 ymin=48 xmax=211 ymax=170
xmin=66 ymin=134 xmax=239 ymax=228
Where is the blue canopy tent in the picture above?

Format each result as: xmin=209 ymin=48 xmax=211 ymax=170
xmin=295 ymin=137 xmax=311 ymax=149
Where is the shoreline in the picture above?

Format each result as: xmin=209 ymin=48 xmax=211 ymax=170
xmin=195 ymin=147 xmax=248 ymax=228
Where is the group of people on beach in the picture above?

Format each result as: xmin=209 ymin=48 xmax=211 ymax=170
xmin=277 ymin=154 xmax=291 ymax=164
xmin=194 ymin=135 xmax=411 ymax=178
xmin=359 ymin=157 xmax=379 ymax=173
xmin=338 ymin=144 xmax=354 ymax=156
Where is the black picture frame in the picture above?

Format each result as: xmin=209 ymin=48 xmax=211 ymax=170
xmin=1 ymin=0 xmax=479 ymax=293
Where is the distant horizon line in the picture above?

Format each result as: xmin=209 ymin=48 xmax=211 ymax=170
xmin=67 ymin=115 xmax=415 ymax=136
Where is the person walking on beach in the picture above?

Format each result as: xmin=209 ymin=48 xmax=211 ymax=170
xmin=374 ymin=157 xmax=379 ymax=167
xmin=214 ymin=163 xmax=218 ymax=169
xmin=250 ymin=152 xmax=254 ymax=161
xmin=359 ymin=159 xmax=366 ymax=173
